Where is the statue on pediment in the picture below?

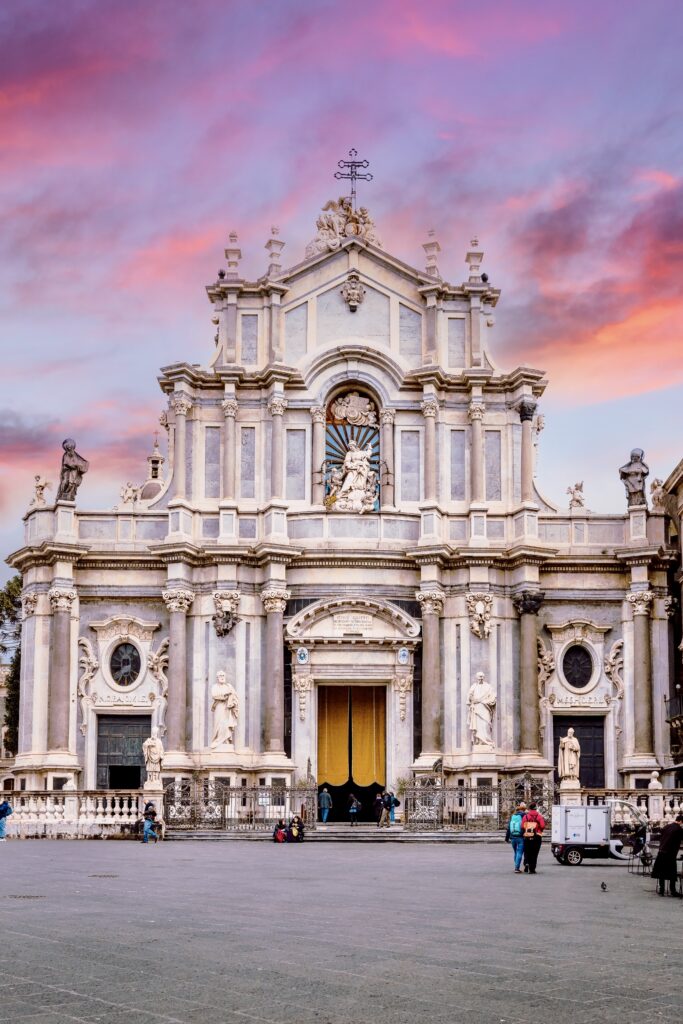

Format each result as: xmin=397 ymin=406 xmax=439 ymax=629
xmin=305 ymin=198 xmax=382 ymax=258
xmin=619 ymin=449 xmax=649 ymax=508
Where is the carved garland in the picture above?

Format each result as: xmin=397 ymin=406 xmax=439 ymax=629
xmin=604 ymin=639 xmax=624 ymax=738
xmin=148 ymin=637 xmax=170 ymax=736
xmin=537 ymin=636 xmax=556 ymax=696
xmin=77 ymin=638 xmax=99 ymax=735
xmin=393 ymin=673 xmax=413 ymax=722
xmin=292 ymin=674 xmax=312 ymax=720
xmin=466 ymin=593 xmax=492 ymax=640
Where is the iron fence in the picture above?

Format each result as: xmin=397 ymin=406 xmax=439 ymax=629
xmin=403 ymin=774 xmax=557 ymax=832
xmin=163 ymin=779 xmax=317 ymax=831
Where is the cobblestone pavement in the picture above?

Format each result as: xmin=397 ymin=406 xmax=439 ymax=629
xmin=0 ymin=839 xmax=679 ymax=1024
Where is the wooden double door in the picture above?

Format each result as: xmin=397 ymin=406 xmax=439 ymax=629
xmin=96 ymin=714 xmax=151 ymax=789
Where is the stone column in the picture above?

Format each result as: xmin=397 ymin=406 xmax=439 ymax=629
xmin=518 ymin=399 xmax=537 ymax=503
xmin=268 ymin=396 xmax=287 ymax=500
xmin=261 ymin=586 xmax=291 ymax=753
xmin=628 ymin=591 xmax=654 ymax=754
xmin=416 ymin=590 xmax=444 ymax=756
xmin=468 ymin=401 xmax=484 ymax=503
xmin=513 ymin=590 xmax=545 ymax=754
xmin=311 ymin=406 xmax=326 ymax=506
xmin=422 ymin=399 xmax=438 ymax=502
xmin=380 ymin=408 xmax=395 ymax=509
xmin=221 ymin=397 xmax=238 ymax=500
xmin=47 ymin=587 xmax=77 ymax=751
xmin=162 ymin=589 xmax=194 ymax=752
xmin=171 ymin=393 xmax=192 ymax=500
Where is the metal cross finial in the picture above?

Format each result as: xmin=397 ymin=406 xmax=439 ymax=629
xmin=334 ymin=148 xmax=373 ymax=210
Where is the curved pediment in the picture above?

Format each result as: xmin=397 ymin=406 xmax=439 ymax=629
xmin=286 ymin=597 xmax=420 ymax=642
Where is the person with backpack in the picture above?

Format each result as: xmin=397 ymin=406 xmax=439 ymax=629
xmin=505 ymin=801 xmax=527 ymax=872
xmin=0 ymin=798 xmax=13 ymax=841
xmin=272 ymin=818 xmax=287 ymax=843
xmin=521 ymin=802 xmax=546 ymax=874
xmin=379 ymin=791 xmax=393 ymax=828
xmin=348 ymin=793 xmax=361 ymax=825
xmin=318 ymin=787 xmax=333 ymax=824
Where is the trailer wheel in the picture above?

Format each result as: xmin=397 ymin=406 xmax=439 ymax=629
xmin=564 ymin=847 xmax=583 ymax=866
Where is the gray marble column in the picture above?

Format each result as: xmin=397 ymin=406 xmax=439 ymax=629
xmin=380 ymin=408 xmax=395 ymax=509
xmin=261 ymin=586 xmax=291 ymax=753
xmin=468 ymin=401 xmax=484 ymax=503
xmin=513 ymin=590 xmax=544 ymax=754
xmin=518 ymin=399 xmax=536 ymax=503
xmin=221 ymin=397 xmax=238 ymax=500
xmin=311 ymin=406 xmax=326 ymax=506
xmin=162 ymin=589 xmax=194 ymax=752
xmin=628 ymin=591 xmax=654 ymax=754
xmin=416 ymin=590 xmax=444 ymax=756
xmin=422 ymin=399 xmax=438 ymax=502
xmin=171 ymin=393 xmax=192 ymax=500
xmin=268 ymin=396 xmax=287 ymax=500
xmin=47 ymin=587 xmax=76 ymax=751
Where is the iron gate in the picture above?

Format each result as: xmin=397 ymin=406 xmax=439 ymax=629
xmin=403 ymin=774 xmax=557 ymax=832
xmin=163 ymin=779 xmax=317 ymax=832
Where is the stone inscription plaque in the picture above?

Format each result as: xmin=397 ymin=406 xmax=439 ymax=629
xmin=333 ymin=613 xmax=373 ymax=632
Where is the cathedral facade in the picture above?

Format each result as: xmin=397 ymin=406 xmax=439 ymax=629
xmin=8 ymin=197 xmax=680 ymax=806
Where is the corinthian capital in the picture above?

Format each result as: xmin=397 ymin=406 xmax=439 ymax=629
xmin=171 ymin=393 xmax=193 ymax=417
xmin=628 ymin=591 xmax=653 ymax=617
xmin=268 ymin=396 xmax=288 ymax=417
xmin=416 ymin=590 xmax=444 ymax=616
xmin=311 ymin=405 xmax=326 ymax=425
xmin=162 ymin=588 xmax=195 ymax=613
xmin=380 ymin=408 xmax=396 ymax=427
xmin=421 ymin=399 xmax=439 ymax=419
xmin=261 ymin=587 xmax=290 ymax=613
xmin=221 ymin=398 xmax=238 ymax=418
xmin=518 ymin=399 xmax=537 ymax=423
xmin=512 ymin=590 xmax=545 ymax=616
xmin=468 ymin=402 xmax=484 ymax=422
xmin=48 ymin=587 xmax=77 ymax=613
xmin=21 ymin=592 xmax=38 ymax=618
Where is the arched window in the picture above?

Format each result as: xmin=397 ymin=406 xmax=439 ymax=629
xmin=323 ymin=389 xmax=380 ymax=513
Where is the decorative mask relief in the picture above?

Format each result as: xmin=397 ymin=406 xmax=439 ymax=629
xmin=78 ymin=616 xmax=169 ymax=736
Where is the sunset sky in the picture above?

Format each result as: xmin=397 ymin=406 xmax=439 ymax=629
xmin=1 ymin=0 xmax=682 ymax=575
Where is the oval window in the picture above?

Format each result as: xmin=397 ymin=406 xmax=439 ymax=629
xmin=110 ymin=642 xmax=141 ymax=687
xmin=562 ymin=644 xmax=593 ymax=689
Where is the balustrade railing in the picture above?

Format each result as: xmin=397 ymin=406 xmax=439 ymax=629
xmin=8 ymin=790 xmax=145 ymax=834
xmin=582 ymin=788 xmax=683 ymax=823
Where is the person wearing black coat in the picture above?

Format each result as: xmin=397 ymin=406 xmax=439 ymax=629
xmin=652 ymin=814 xmax=683 ymax=897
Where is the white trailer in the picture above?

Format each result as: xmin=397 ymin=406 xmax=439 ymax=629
xmin=551 ymin=804 xmax=637 ymax=865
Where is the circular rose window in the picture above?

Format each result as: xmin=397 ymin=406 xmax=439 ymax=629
xmin=562 ymin=644 xmax=593 ymax=689
xmin=110 ymin=642 xmax=141 ymax=687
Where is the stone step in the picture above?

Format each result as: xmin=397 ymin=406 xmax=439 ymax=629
xmin=166 ymin=827 xmax=507 ymax=843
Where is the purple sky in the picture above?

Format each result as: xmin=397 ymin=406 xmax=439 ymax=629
xmin=2 ymin=0 xmax=683 ymax=575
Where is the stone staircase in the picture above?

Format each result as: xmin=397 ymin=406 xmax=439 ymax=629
xmin=166 ymin=823 xmax=506 ymax=843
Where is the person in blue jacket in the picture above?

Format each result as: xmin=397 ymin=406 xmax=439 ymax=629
xmin=0 ymin=799 xmax=13 ymax=841
xmin=505 ymin=801 xmax=526 ymax=873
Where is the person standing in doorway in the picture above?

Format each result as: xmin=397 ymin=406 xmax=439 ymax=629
xmin=379 ymin=791 xmax=392 ymax=828
xmin=373 ymin=792 xmax=384 ymax=826
xmin=348 ymin=793 xmax=361 ymax=825
xmin=318 ymin=788 xmax=333 ymax=824
xmin=521 ymin=803 xmax=545 ymax=874
xmin=0 ymin=798 xmax=13 ymax=841
xmin=505 ymin=802 xmax=526 ymax=873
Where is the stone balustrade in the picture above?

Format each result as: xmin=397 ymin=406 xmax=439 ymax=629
xmin=7 ymin=790 xmax=147 ymax=838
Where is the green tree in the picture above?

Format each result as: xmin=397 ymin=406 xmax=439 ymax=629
xmin=0 ymin=575 xmax=22 ymax=757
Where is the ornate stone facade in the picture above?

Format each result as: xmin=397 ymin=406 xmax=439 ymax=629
xmin=8 ymin=195 xmax=681 ymax=796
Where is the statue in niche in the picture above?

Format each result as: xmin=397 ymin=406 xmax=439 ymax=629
xmin=558 ymin=727 xmax=581 ymax=781
xmin=619 ymin=449 xmax=649 ymax=508
xmin=57 ymin=438 xmax=89 ymax=501
xmin=210 ymin=670 xmax=239 ymax=750
xmin=330 ymin=440 xmax=377 ymax=514
xmin=142 ymin=727 xmax=164 ymax=784
xmin=466 ymin=672 xmax=497 ymax=748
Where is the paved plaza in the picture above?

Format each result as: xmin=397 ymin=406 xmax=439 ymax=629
xmin=0 ymin=839 xmax=679 ymax=1024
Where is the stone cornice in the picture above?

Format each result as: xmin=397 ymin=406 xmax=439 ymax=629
xmin=6 ymin=540 xmax=90 ymax=572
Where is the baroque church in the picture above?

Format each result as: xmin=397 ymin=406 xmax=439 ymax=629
xmin=8 ymin=185 xmax=683 ymax=813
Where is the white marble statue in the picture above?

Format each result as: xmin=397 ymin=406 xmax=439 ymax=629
xmin=142 ymin=727 xmax=164 ymax=784
xmin=466 ymin=672 xmax=496 ymax=748
xmin=210 ymin=670 xmax=239 ymax=749
xmin=567 ymin=481 xmax=585 ymax=510
xmin=558 ymin=727 xmax=581 ymax=780
xmin=30 ymin=475 xmax=51 ymax=508
xmin=329 ymin=440 xmax=377 ymax=513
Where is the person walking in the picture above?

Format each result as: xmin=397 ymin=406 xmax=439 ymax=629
xmin=318 ymin=787 xmax=333 ymax=824
xmin=348 ymin=793 xmax=361 ymax=826
xmin=373 ymin=792 xmax=384 ymax=827
xmin=389 ymin=790 xmax=399 ymax=824
xmin=506 ymin=801 xmax=526 ymax=873
xmin=521 ymin=802 xmax=545 ymax=874
xmin=652 ymin=813 xmax=683 ymax=897
xmin=0 ymin=798 xmax=13 ymax=841
xmin=379 ymin=791 xmax=392 ymax=828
